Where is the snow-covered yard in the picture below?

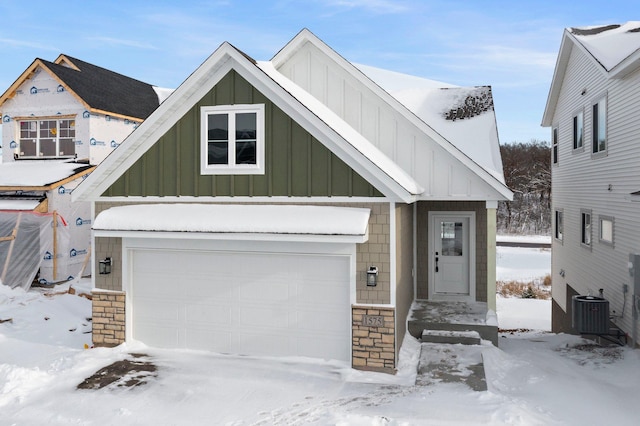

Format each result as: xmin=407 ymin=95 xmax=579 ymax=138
xmin=1 ymin=244 xmax=638 ymax=425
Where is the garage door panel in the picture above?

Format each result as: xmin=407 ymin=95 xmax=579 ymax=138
xmin=131 ymin=248 xmax=352 ymax=361
xmin=135 ymin=322 xmax=180 ymax=347
xmin=184 ymin=302 xmax=233 ymax=325
xmin=185 ymin=328 xmax=232 ymax=351
xmin=239 ymin=281 xmax=291 ymax=302
xmin=135 ymin=299 xmax=181 ymax=322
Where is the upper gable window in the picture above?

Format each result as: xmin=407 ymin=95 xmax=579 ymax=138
xmin=573 ymin=110 xmax=583 ymax=150
xmin=18 ymin=119 xmax=75 ymax=158
xmin=200 ymin=104 xmax=265 ymax=175
xmin=592 ymin=96 xmax=607 ymax=156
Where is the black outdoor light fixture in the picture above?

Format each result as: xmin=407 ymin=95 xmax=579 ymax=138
xmin=367 ymin=266 xmax=378 ymax=287
xmin=99 ymin=257 xmax=112 ymax=275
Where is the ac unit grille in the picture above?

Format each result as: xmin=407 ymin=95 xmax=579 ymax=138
xmin=572 ymin=295 xmax=609 ymax=334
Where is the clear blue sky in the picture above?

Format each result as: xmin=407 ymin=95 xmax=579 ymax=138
xmin=1 ymin=0 xmax=639 ymax=145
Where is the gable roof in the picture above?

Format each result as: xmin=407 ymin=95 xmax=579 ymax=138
xmin=74 ymin=30 xmax=512 ymax=203
xmin=0 ymin=54 xmax=163 ymax=121
xmin=543 ymin=22 xmax=640 ymax=126
xmin=271 ymin=29 xmax=510 ymax=198
xmin=73 ymin=42 xmax=423 ymax=203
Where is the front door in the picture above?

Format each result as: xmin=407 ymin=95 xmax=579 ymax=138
xmin=429 ymin=212 xmax=475 ymax=300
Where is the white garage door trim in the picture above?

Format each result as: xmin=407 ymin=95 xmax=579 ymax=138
xmin=122 ymin=238 xmax=356 ymax=361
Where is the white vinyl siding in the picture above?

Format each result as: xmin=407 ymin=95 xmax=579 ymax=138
xmin=549 ymin=43 xmax=640 ymax=338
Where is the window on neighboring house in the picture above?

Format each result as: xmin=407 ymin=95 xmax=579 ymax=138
xmin=581 ymin=210 xmax=591 ymax=247
xmin=592 ymin=96 xmax=607 ymax=155
xmin=200 ymin=104 xmax=265 ymax=175
xmin=19 ymin=119 xmax=75 ymax=158
xmin=599 ymin=215 xmax=614 ymax=246
xmin=552 ymin=126 xmax=559 ymax=165
xmin=554 ymin=209 xmax=563 ymax=242
xmin=573 ymin=110 xmax=583 ymax=150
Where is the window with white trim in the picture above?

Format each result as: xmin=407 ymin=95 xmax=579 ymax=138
xmin=580 ymin=209 xmax=591 ymax=247
xmin=552 ymin=126 xmax=559 ymax=165
xmin=573 ymin=110 xmax=583 ymax=150
xmin=200 ymin=104 xmax=265 ymax=175
xmin=592 ymin=96 xmax=607 ymax=155
xmin=19 ymin=119 xmax=75 ymax=158
xmin=599 ymin=215 xmax=614 ymax=246
xmin=554 ymin=209 xmax=563 ymax=242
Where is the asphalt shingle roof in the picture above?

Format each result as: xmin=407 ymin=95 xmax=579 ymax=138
xmin=41 ymin=56 xmax=160 ymax=120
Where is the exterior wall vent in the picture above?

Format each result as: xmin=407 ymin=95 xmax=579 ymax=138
xmin=572 ymin=295 xmax=610 ymax=334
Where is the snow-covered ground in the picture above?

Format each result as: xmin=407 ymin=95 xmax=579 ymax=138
xmin=1 ymin=246 xmax=639 ymax=425
xmin=497 ymin=244 xmax=551 ymax=284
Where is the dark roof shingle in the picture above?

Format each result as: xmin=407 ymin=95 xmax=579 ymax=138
xmin=42 ymin=56 xmax=160 ymax=120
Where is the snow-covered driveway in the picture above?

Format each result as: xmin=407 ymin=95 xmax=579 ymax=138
xmin=2 ymin=282 xmax=640 ymax=425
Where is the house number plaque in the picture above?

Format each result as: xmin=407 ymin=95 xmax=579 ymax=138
xmin=362 ymin=315 xmax=384 ymax=327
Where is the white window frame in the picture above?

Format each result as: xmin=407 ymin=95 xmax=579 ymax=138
xmin=552 ymin=125 xmax=559 ymax=165
xmin=18 ymin=117 xmax=76 ymax=159
xmin=580 ymin=209 xmax=591 ymax=248
xmin=200 ymin=104 xmax=265 ymax=175
xmin=573 ymin=108 xmax=584 ymax=151
xmin=554 ymin=209 xmax=563 ymax=243
xmin=598 ymin=215 xmax=614 ymax=247
xmin=591 ymin=95 xmax=607 ymax=157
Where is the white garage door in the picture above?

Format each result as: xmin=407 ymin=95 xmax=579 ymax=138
xmin=130 ymin=248 xmax=351 ymax=361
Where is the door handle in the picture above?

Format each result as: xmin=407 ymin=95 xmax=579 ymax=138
xmin=435 ymin=252 xmax=439 ymax=273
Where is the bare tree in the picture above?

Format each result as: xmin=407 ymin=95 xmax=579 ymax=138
xmin=498 ymin=140 xmax=551 ymax=235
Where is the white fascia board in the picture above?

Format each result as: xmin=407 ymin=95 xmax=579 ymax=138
xmin=93 ymin=229 xmax=368 ymax=244
xmin=73 ymin=44 xmax=238 ymax=202
xmin=92 ymin=195 xmax=391 ymax=203
xmin=272 ymin=30 xmax=511 ymax=201
xmin=609 ymin=48 xmax=640 ymax=79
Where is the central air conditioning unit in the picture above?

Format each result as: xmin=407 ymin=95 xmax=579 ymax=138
xmin=572 ymin=295 xmax=610 ymax=334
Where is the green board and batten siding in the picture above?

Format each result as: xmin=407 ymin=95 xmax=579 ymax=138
xmin=104 ymin=70 xmax=383 ymax=198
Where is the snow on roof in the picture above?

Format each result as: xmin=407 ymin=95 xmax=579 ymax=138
xmin=0 ymin=199 xmax=42 ymax=211
xmin=153 ymin=86 xmax=175 ymax=104
xmin=357 ymin=64 xmax=505 ymax=183
xmin=93 ymin=204 xmax=371 ymax=236
xmin=354 ymin=63 xmax=458 ymax=91
xmin=570 ymin=21 xmax=640 ymax=71
xmin=0 ymin=161 xmax=92 ymax=187
xmin=256 ymin=61 xmax=424 ymax=196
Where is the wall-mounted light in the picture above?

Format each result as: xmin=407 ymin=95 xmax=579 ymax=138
xmin=559 ymin=269 xmax=565 ymax=278
xmin=99 ymin=257 xmax=112 ymax=275
xmin=367 ymin=266 xmax=378 ymax=287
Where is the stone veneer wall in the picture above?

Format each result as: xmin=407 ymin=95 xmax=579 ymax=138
xmin=352 ymin=306 xmax=395 ymax=373
xmin=416 ymin=201 xmax=487 ymax=300
xmin=92 ymin=290 xmax=126 ymax=347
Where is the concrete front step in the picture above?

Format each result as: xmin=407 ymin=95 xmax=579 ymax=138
xmin=421 ymin=329 xmax=482 ymax=345
xmin=417 ymin=342 xmax=488 ymax=391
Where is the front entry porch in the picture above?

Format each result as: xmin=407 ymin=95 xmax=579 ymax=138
xmin=407 ymin=300 xmax=499 ymax=346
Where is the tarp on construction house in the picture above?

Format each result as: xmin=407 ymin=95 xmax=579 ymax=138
xmin=0 ymin=211 xmax=79 ymax=290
